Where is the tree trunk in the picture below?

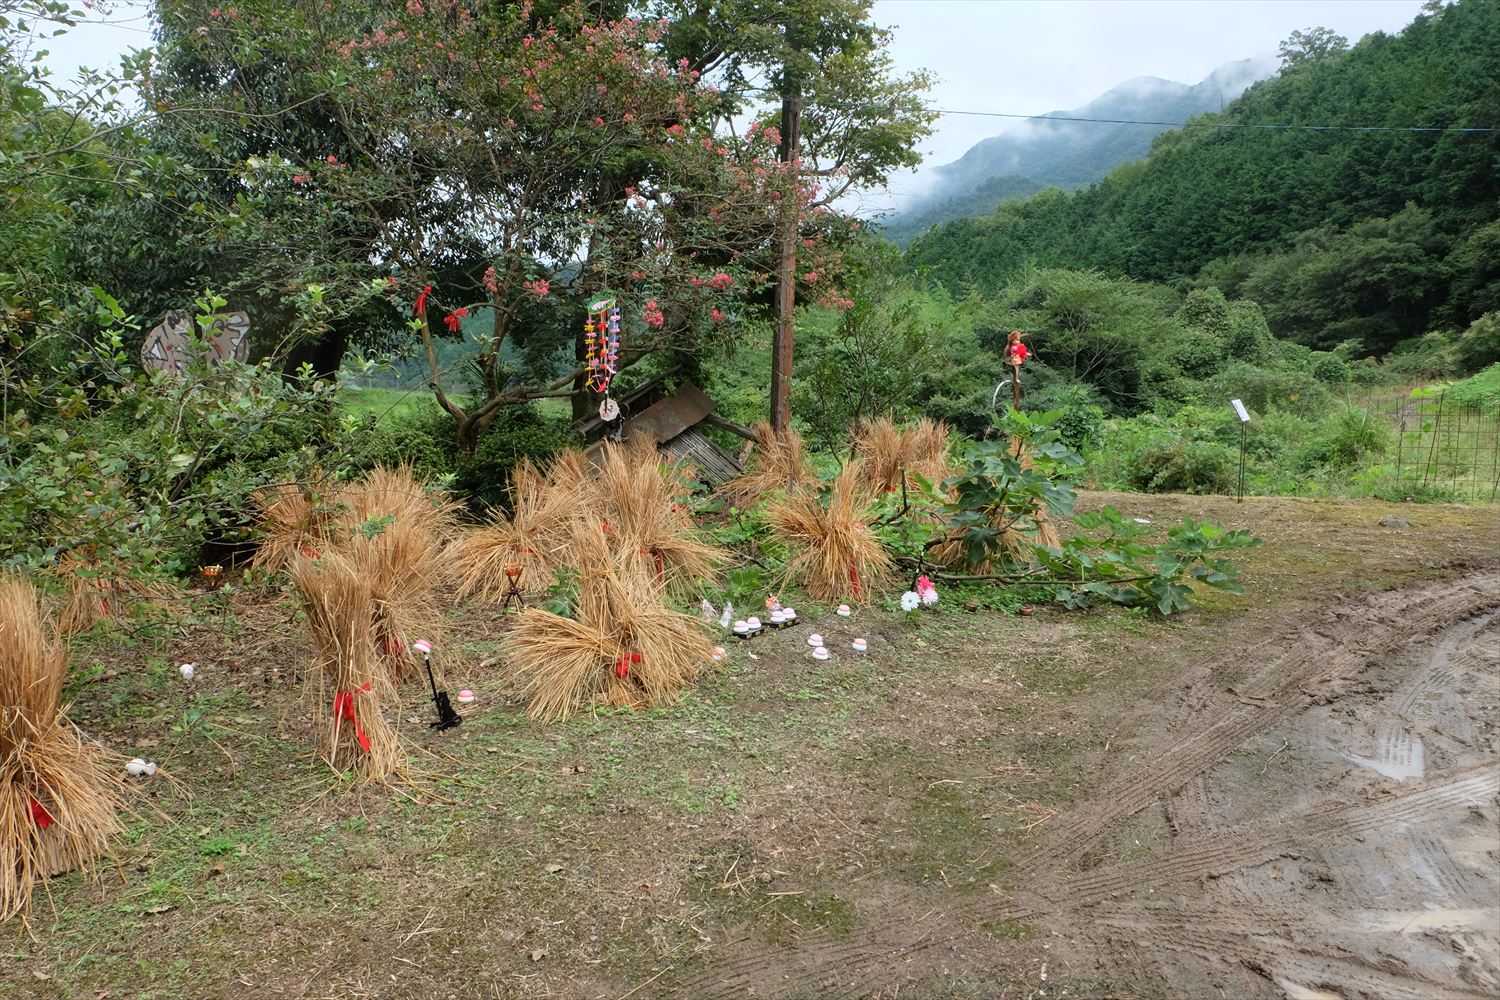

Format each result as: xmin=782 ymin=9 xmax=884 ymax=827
xmin=770 ymin=80 xmax=801 ymax=435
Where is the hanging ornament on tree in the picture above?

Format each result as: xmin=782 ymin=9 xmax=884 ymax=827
xmin=585 ymin=296 xmax=619 ymax=394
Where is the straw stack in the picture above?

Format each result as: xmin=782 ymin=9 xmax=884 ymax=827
xmin=289 ymin=552 xmax=403 ymax=779
xmin=719 ymin=421 xmax=815 ymax=504
xmin=447 ymin=457 xmax=587 ymax=602
xmin=506 ymin=512 xmax=716 ymax=720
xmin=767 ymin=462 xmax=891 ymax=603
xmin=0 ymin=575 xmax=125 ymax=920
xmin=248 ymin=478 xmax=343 ymax=573
xmin=852 ymin=417 xmax=953 ymax=495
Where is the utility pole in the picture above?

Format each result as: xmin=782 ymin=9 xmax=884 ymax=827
xmin=769 ymin=47 xmax=802 ymax=435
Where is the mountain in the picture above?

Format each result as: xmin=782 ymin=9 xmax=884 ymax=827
xmin=905 ymin=0 xmax=1500 ymax=355
xmin=884 ymin=57 xmax=1276 ymax=243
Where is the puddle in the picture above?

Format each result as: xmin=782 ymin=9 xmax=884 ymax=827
xmin=1334 ymin=725 xmax=1425 ymax=780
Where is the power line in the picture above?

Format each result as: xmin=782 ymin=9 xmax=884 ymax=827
xmin=923 ymin=108 xmax=1495 ymax=133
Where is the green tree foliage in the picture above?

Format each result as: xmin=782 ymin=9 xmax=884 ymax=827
xmin=908 ymin=0 xmax=1500 ymax=360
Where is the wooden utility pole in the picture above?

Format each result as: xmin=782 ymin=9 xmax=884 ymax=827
xmin=769 ymin=68 xmax=801 ymax=435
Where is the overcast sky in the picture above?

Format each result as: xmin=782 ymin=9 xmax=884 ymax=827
xmin=39 ymin=0 xmax=1428 ymax=210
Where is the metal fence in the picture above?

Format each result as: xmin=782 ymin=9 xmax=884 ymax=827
xmin=1379 ymin=391 xmax=1500 ymax=502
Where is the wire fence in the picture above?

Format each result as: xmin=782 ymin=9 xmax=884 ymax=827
xmin=1363 ymin=391 xmax=1500 ymax=502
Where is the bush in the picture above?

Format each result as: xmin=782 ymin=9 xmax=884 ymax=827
xmin=1312 ymin=353 xmax=1351 ymax=384
xmin=1299 ymin=407 xmax=1391 ymax=468
xmin=1129 ymin=433 xmax=1238 ymax=494
xmin=1447 ymin=362 xmax=1500 ymax=414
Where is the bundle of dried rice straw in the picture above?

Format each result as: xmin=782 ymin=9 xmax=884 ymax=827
xmin=767 ymin=462 xmax=891 ymax=603
xmin=853 ymin=417 xmax=953 ymax=495
xmin=586 ymin=439 xmax=723 ymax=596
xmin=290 ymin=552 xmax=404 ymax=780
xmin=248 ymin=478 xmax=343 ymax=574
xmin=506 ymin=513 xmax=716 ymax=720
xmin=719 ymin=421 xmax=815 ymax=504
xmin=54 ymin=552 xmax=173 ymax=636
xmin=0 ymin=575 xmax=125 ymax=921
xmin=446 ymin=458 xmax=574 ymax=602
xmin=324 ymin=466 xmax=460 ymax=679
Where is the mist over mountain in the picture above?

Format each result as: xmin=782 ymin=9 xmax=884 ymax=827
xmin=884 ymin=56 xmax=1277 ymax=243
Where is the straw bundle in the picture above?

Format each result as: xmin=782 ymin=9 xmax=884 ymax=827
xmin=289 ymin=553 xmax=403 ymax=779
xmin=446 ymin=459 xmax=576 ymax=602
xmin=588 ymin=439 xmax=724 ymax=596
xmin=767 ymin=462 xmax=891 ymax=603
xmin=0 ymin=575 xmax=125 ymax=921
xmin=325 ymin=465 xmax=460 ymax=679
xmin=719 ymin=421 xmax=814 ymax=504
xmin=853 ymin=417 xmax=953 ymax=495
xmin=248 ymin=479 xmax=344 ymax=573
xmin=506 ymin=514 xmax=715 ymax=720
xmin=54 ymin=553 xmax=172 ymax=636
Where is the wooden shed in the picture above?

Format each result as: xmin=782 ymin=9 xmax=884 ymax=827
xmin=574 ymin=375 xmax=752 ymax=486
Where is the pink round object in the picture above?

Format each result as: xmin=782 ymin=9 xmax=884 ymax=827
xmin=413 ymin=639 xmax=432 ymax=654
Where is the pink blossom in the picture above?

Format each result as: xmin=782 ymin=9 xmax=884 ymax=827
xmin=524 ymin=278 xmax=550 ymax=298
xmin=483 ymin=265 xmax=498 ymax=294
xmin=325 ymin=154 xmax=338 ymax=164
xmin=406 ymin=0 xmax=423 ymax=12
xmin=630 ymin=270 xmax=644 ymax=281
xmin=292 ymin=173 xmax=307 ymax=185
xmin=593 ymin=116 xmax=605 ymax=127
xmin=707 ymin=272 xmax=733 ymax=291
xmin=665 ymin=124 xmax=683 ymax=135
xmin=711 ymin=308 xmax=725 ymax=323
xmin=689 ymin=276 xmax=704 ymax=287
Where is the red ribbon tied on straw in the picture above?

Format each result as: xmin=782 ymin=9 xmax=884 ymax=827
xmin=29 ymin=796 xmax=54 ymax=830
xmin=332 ymin=681 xmax=374 ymax=753
xmin=615 ymin=652 xmax=641 ymax=679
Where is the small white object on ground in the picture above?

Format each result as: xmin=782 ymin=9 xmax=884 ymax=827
xmin=836 ymin=605 xmax=852 ymax=616
xmin=900 ymin=591 xmax=920 ymax=612
xmin=746 ymin=616 xmax=761 ymax=631
xmin=812 ymin=646 xmax=829 ymax=660
xmin=782 ymin=607 xmax=797 ymax=622
xmin=770 ymin=610 xmax=786 ymax=625
xmin=179 ymin=663 xmax=195 ymax=680
xmin=711 ymin=646 xmax=726 ymax=662
xmin=807 ymin=633 xmax=824 ymax=647
xmin=126 ymin=758 xmax=157 ymax=777
xmin=457 ymin=690 xmax=475 ymax=704
xmin=719 ymin=602 xmax=734 ymax=629
xmin=733 ymin=620 xmax=750 ymax=636
xmin=1132 ymin=517 xmax=1151 ymax=525
xmin=852 ymin=638 xmax=868 ymax=652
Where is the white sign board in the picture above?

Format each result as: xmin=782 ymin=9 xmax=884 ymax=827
xmin=1230 ymin=398 xmax=1251 ymax=423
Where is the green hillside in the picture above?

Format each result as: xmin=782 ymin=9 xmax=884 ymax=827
xmin=907 ymin=0 xmax=1500 ymax=356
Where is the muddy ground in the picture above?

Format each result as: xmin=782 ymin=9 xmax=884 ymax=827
xmin=2 ymin=492 xmax=1498 ymax=1000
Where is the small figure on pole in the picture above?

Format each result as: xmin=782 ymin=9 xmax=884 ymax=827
xmin=1005 ymin=330 xmax=1029 ymax=410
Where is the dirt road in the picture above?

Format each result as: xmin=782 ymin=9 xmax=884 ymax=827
xmin=673 ymin=571 xmax=1500 ymax=999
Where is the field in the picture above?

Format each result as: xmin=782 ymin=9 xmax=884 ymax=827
xmin=8 ymin=492 xmax=1498 ymax=999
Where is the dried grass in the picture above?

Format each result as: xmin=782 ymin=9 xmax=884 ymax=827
xmin=248 ymin=478 xmax=343 ymax=573
xmin=505 ymin=514 xmax=715 ymax=720
xmin=719 ymin=421 xmax=814 ymax=504
xmin=54 ymin=554 xmax=173 ymax=636
xmin=767 ymin=462 xmax=891 ymax=603
xmin=0 ymin=575 xmax=126 ymax=921
xmin=588 ymin=439 xmax=724 ymax=596
xmin=446 ymin=460 xmax=572 ymax=601
xmin=289 ymin=552 xmax=404 ymax=780
xmin=853 ymin=417 xmax=953 ymax=495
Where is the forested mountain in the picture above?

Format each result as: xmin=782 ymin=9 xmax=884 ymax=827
xmin=883 ymin=58 xmax=1274 ymax=243
xmin=906 ymin=0 xmax=1500 ymax=356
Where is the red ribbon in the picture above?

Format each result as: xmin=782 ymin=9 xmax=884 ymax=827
xmin=332 ymin=682 xmax=374 ymax=753
xmin=413 ymin=285 xmax=432 ymax=316
xmin=849 ymin=564 xmax=861 ymax=597
xmin=639 ymin=549 xmax=665 ymax=579
xmin=28 ymin=796 xmax=54 ymax=830
xmin=615 ymin=652 xmax=641 ymax=679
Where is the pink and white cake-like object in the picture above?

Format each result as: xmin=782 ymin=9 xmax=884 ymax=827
xmin=812 ymin=646 xmax=830 ymax=660
xmin=457 ymin=689 xmax=475 ymax=704
xmin=806 ymin=633 xmax=824 ymax=647
xmin=851 ymin=638 xmax=867 ymax=652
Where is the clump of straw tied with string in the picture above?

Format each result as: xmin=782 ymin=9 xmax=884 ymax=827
xmin=290 ymin=551 xmax=404 ymax=779
xmin=505 ymin=511 xmax=716 ymax=721
xmin=0 ymin=575 xmax=126 ymax=920
xmin=767 ymin=461 xmax=892 ymax=603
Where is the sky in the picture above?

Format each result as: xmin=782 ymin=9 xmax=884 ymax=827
xmin=37 ymin=0 xmax=1429 ymax=211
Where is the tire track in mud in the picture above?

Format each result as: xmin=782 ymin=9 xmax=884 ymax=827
xmin=1011 ymin=572 xmax=1498 ymax=878
xmin=667 ymin=574 xmax=1500 ymax=999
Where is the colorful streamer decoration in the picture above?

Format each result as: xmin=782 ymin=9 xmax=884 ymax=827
xmin=584 ymin=297 xmax=622 ymax=394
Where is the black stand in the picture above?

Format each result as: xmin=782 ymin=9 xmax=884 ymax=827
xmin=1237 ymin=422 xmax=1247 ymax=503
xmin=423 ymin=653 xmax=461 ymax=731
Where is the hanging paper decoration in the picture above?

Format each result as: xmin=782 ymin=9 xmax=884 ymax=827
xmin=584 ymin=296 xmax=621 ymax=394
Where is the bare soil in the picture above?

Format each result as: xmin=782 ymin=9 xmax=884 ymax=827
xmin=3 ymin=492 xmax=1498 ymax=1000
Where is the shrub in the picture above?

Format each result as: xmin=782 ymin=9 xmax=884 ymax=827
xmin=1126 ymin=428 xmax=1238 ymax=494
xmin=1312 ymin=353 xmax=1350 ymax=384
xmin=1447 ymin=362 xmax=1500 ymax=414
